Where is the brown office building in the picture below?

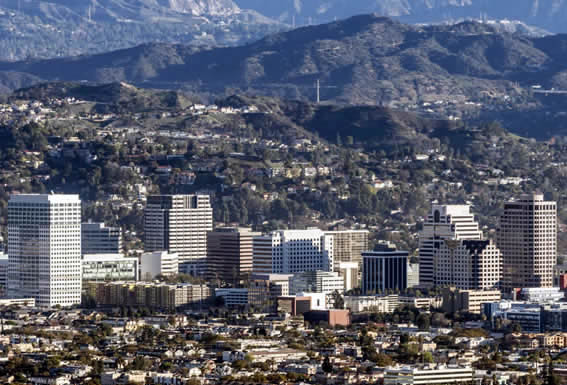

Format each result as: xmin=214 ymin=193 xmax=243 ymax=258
xmin=207 ymin=228 xmax=260 ymax=285
xmin=277 ymin=296 xmax=312 ymax=316
xmin=303 ymin=309 xmax=351 ymax=327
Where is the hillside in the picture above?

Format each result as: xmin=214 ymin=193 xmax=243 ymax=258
xmin=12 ymin=82 xmax=198 ymax=112
xmin=7 ymin=82 xmax=567 ymax=254
xmin=4 ymin=15 xmax=567 ymax=137
xmin=219 ymin=94 xmax=476 ymax=151
xmin=234 ymin=0 xmax=567 ymax=33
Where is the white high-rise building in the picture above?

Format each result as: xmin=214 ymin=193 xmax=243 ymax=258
xmin=418 ymin=205 xmax=483 ymax=288
xmin=144 ymin=195 xmax=213 ymax=276
xmin=499 ymin=194 xmax=557 ymax=290
xmin=253 ymin=229 xmax=334 ymax=274
xmin=7 ymin=194 xmax=82 ymax=308
xmin=434 ymin=239 xmax=502 ymax=290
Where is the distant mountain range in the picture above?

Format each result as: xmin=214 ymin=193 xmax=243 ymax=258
xmin=1 ymin=15 xmax=564 ymax=100
xmin=3 ymin=14 xmax=567 ymax=137
xmin=3 ymin=0 xmax=240 ymax=22
xmin=234 ymin=0 xmax=567 ymax=33
xmin=0 ymin=0 xmax=561 ymax=61
xmin=0 ymin=0 xmax=281 ymax=61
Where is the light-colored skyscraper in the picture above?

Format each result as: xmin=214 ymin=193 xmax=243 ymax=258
xmin=144 ymin=195 xmax=213 ymax=276
xmin=7 ymin=194 xmax=82 ymax=307
xmin=434 ymin=239 xmax=502 ymax=290
xmin=499 ymin=194 xmax=557 ymax=290
xmin=252 ymin=229 xmax=334 ymax=274
xmin=207 ymin=227 xmax=260 ymax=285
xmin=324 ymin=230 xmax=369 ymax=290
xmin=418 ymin=205 xmax=483 ymax=288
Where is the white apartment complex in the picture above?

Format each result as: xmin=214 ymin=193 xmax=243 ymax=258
xmin=252 ymin=229 xmax=333 ymax=274
xmin=144 ymin=195 xmax=213 ymax=276
xmin=435 ymin=239 xmax=502 ymax=290
xmin=499 ymin=194 xmax=557 ymax=290
xmin=419 ymin=205 xmax=483 ymax=288
xmin=7 ymin=194 xmax=82 ymax=307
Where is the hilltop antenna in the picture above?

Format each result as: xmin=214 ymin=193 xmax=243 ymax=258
xmin=313 ymin=79 xmax=337 ymax=103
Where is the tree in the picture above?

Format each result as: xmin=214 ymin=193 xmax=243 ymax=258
xmin=511 ymin=323 xmax=522 ymax=333
xmin=416 ymin=313 xmax=431 ymax=330
xmin=375 ymin=353 xmax=393 ymax=367
xmin=331 ymin=290 xmax=345 ymax=309
xmin=322 ymin=356 xmax=333 ymax=373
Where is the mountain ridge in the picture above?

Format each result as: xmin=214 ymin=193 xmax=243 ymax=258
xmin=2 ymin=14 xmax=567 ymax=138
xmin=234 ymin=0 xmax=567 ymax=33
xmin=0 ymin=15 xmax=561 ymax=96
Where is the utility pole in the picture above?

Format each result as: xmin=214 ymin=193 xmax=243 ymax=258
xmin=316 ymin=80 xmax=320 ymax=104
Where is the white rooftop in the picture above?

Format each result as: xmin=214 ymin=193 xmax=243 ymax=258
xmin=10 ymin=194 xmax=80 ymax=204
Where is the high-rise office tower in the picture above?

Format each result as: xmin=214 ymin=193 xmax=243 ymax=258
xmin=81 ymin=222 xmax=122 ymax=255
xmin=434 ymin=239 xmax=502 ymax=290
xmin=362 ymin=245 xmax=408 ymax=295
xmin=418 ymin=205 xmax=483 ymax=288
xmin=7 ymin=194 xmax=82 ymax=307
xmin=144 ymin=195 xmax=213 ymax=276
xmin=252 ymin=229 xmax=334 ymax=274
xmin=324 ymin=230 xmax=369 ymax=290
xmin=499 ymin=194 xmax=557 ymax=290
xmin=207 ymin=227 xmax=260 ymax=285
